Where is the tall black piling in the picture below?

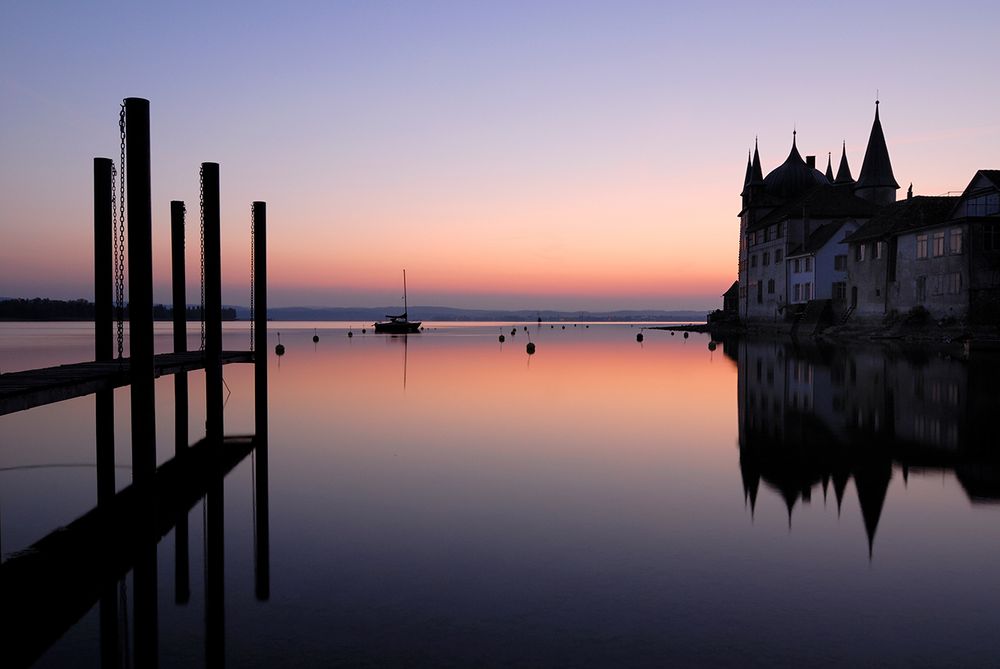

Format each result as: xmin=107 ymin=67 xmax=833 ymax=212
xmin=171 ymin=200 xmax=191 ymax=605
xmin=94 ymin=157 xmax=116 ymax=505
xmin=202 ymin=163 xmax=223 ymax=442
xmin=252 ymin=201 xmax=270 ymax=600
xmin=124 ymin=96 xmax=158 ymax=668
xmin=125 ymin=97 xmax=156 ymax=482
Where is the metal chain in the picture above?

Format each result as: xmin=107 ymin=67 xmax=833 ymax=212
xmin=116 ymin=103 xmax=127 ymax=359
xmin=249 ymin=203 xmax=255 ymax=352
xmin=199 ymin=166 xmax=206 ymax=351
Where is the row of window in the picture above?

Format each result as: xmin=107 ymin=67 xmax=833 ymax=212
xmin=915 ymin=273 xmax=962 ymax=301
xmin=748 ymin=248 xmax=785 ymax=268
xmin=965 ymin=193 xmax=1000 ymax=217
xmin=791 ymin=257 xmax=812 ymax=273
xmin=792 ymin=282 xmax=812 ymax=301
xmin=855 ymin=241 xmax=885 ymax=262
xmin=916 ymin=229 xmax=963 ymax=259
xmin=746 ymin=222 xmax=787 ymax=247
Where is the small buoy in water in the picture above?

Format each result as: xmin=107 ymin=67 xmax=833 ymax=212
xmin=275 ymin=332 xmax=285 ymax=356
xmin=683 ymin=332 xmax=689 ymax=339
xmin=511 ymin=328 xmax=516 ymax=336
xmin=636 ymin=333 xmax=644 ymax=343
xmin=550 ymin=325 xmax=554 ymax=329
xmin=348 ymin=330 xmax=353 ymax=338
xmin=362 ymin=328 xmax=367 ymax=334
xmin=561 ymin=325 xmax=566 ymax=329
xmin=526 ymin=342 xmax=536 ymax=355
xmin=523 ymin=326 xmax=528 ymax=332
xmin=708 ymin=341 xmax=717 ymax=351
xmin=499 ymin=334 xmax=505 ymax=343
xmin=313 ymin=328 xmax=319 ymax=343
xmin=671 ymin=331 xmax=675 ymax=336
xmin=585 ymin=325 xmax=589 ymax=328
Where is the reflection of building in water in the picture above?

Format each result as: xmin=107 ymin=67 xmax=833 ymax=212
xmin=734 ymin=337 xmax=1000 ymax=556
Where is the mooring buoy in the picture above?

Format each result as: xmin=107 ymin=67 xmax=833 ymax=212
xmin=313 ymin=328 xmax=319 ymax=343
xmin=683 ymin=332 xmax=689 ymax=339
xmin=348 ymin=330 xmax=353 ymax=338
xmin=499 ymin=334 xmax=505 ymax=343
xmin=526 ymin=342 xmax=536 ymax=355
xmin=708 ymin=341 xmax=717 ymax=351
xmin=636 ymin=333 xmax=644 ymax=342
xmin=511 ymin=328 xmax=516 ymax=336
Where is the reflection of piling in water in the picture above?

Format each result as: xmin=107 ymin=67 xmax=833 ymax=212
xmin=171 ymin=201 xmax=191 ymax=607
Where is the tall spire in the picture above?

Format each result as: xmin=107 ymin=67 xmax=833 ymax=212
xmin=825 ymin=152 xmax=834 ymax=181
xmin=835 ymin=140 xmax=854 ymax=184
xmin=743 ymin=148 xmax=753 ymax=188
xmin=750 ymin=137 xmax=764 ymax=184
xmin=855 ymin=100 xmax=899 ymax=203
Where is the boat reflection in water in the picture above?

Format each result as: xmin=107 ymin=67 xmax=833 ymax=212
xmin=731 ymin=336 xmax=999 ymax=556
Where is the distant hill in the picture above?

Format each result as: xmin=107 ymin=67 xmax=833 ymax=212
xmin=237 ymin=305 xmax=708 ymax=323
xmin=0 ymin=298 xmax=236 ymax=321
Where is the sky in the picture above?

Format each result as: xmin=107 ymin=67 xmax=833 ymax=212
xmin=2 ymin=1 xmax=999 ymax=311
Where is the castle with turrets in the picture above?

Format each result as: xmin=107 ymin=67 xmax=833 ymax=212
xmin=732 ymin=102 xmax=1000 ymax=328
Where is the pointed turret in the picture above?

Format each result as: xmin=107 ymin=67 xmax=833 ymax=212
xmin=825 ymin=152 xmax=834 ymax=181
xmin=743 ymin=149 xmax=753 ymax=189
xmin=750 ymin=138 xmax=764 ymax=185
xmin=855 ymin=101 xmax=899 ymax=205
xmin=835 ymin=141 xmax=854 ymax=185
xmin=853 ymin=461 xmax=892 ymax=560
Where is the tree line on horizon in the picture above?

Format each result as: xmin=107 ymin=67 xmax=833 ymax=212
xmin=0 ymin=298 xmax=237 ymax=321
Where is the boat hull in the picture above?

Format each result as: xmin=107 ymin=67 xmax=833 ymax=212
xmin=373 ymin=321 xmax=421 ymax=334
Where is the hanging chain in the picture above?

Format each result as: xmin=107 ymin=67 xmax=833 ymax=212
xmin=115 ymin=103 xmax=127 ymax=359
xmin=199 ymin=166 xmax=206 ymax=351
xmin=249 ymin=203 xmax=255 ymax=352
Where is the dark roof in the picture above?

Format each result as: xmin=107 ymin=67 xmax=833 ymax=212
xmin=785 ymin=221 xmax=851 ymax=257
xmin=977 ymin=170 xmax=1000 ymax=190
xmin=723 ymin=280 xmax=739 ymax=298
xmin=750 ymin=140 xmax=764 ymax=184
xmin=844 ymin=195 xmax=959 ymax=242
xmin=834 ymin=141 xmax=854 ymax=185
xmin=749 ymin=184 xmax=877 ymax=232
xmin=762 ymin=133 xmax=831 ymax=200
xmin=855 ymin=102 xmax=899 ymax=191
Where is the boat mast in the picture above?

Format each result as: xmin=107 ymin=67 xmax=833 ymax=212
xmin=403 ymin=269 xmax=408 ymax=318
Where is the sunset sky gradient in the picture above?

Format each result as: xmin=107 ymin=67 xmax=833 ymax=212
xmin=2 ymin=1 xmax=999 ymax=310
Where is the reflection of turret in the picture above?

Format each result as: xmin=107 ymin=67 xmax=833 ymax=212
xmin=852 ymin=460 xmax=892 ymax=559
xmin=736 ymin=336 xmax=999 ymax=559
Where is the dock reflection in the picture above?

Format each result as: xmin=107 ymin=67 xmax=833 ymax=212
xmin=733 ymin=337 xmax=1000 ymax=555
xmin=0 ymin=366 xmax=270 ymax=669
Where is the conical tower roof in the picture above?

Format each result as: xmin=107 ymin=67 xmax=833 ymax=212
xmin=856 ymin=102 xmax=899 ymax=191
xmin=743 ymin=149 xmax=753 ymax=188
xmin=825 ymin=153 xmax=834 ymax=181
xmin=835 ymin=141 xmax=855 ymax=184
xmin=750 ymin=138 xmax=764 ymax=185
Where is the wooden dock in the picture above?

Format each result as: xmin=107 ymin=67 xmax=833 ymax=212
xmin=0 ymin=350 xmax=254 ymax=417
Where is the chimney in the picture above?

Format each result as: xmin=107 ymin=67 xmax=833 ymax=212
xmin=907 ymin=183 xmax=913 ymax=199
xmin=806 ymin=155 xmax=816 ymax=169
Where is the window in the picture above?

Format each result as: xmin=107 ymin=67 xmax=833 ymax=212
xmin=775 ymin=249 xmax=783 ymax=263
xmin=933 ymin=231 xmax=945 ymax=257
xmin=950 ymin=228 xmax=963 ymax=254
xmin=803 ymin=283 xmax=812 ymax=300
xmin=793 ymin=284 xmax=801 ymax=301
xmin=965 ymin=193 xmax=1000 ymax=217
xmin=875 ymin=241 xmax=884 ymax=260
xmin=917 ymin=276 xmax=926 ymax=302
xmin=804 ymin=257 xmax=812 ymax=272
xmin=834 ymin=254 xmax=847 ymax=270
xmin=763 ymin=251 xmax=770 ymax=266
xmin=856 ymin=244 xmax=866 ymax=262
xmin=757 ymin=281 xmax=763 ymax=304
xmin=768 ymin=225 xmax=776 ymax=241
xmin=750 ymin=254 xmax=757 ymax=268
xmin=833 ymin=282 xmax=847 ymax=300
xmin=985 ymin=226 xmax=1000 ymax=251
xmin=917 ymin=234 xmax=928 ymax=259
xmin=794 ymin=258 xmax=801 ymax=273
xmin=768 ymin=278 xmax=775 ymax=294
xmin=778 ymin=222 xmax=786 ymax=238
xmin=945 ymin=272 xmax=962 ymax=294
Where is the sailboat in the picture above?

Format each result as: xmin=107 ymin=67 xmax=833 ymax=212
xmin=374 ymin=270 xmax=422 ymax=334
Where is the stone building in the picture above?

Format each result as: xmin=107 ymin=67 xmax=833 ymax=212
xmin=734 ymin=102 xmax=1000 ymax=326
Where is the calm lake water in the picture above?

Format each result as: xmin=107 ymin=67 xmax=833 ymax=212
xmin=1 ymin=322 xmax=999 ymax=667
